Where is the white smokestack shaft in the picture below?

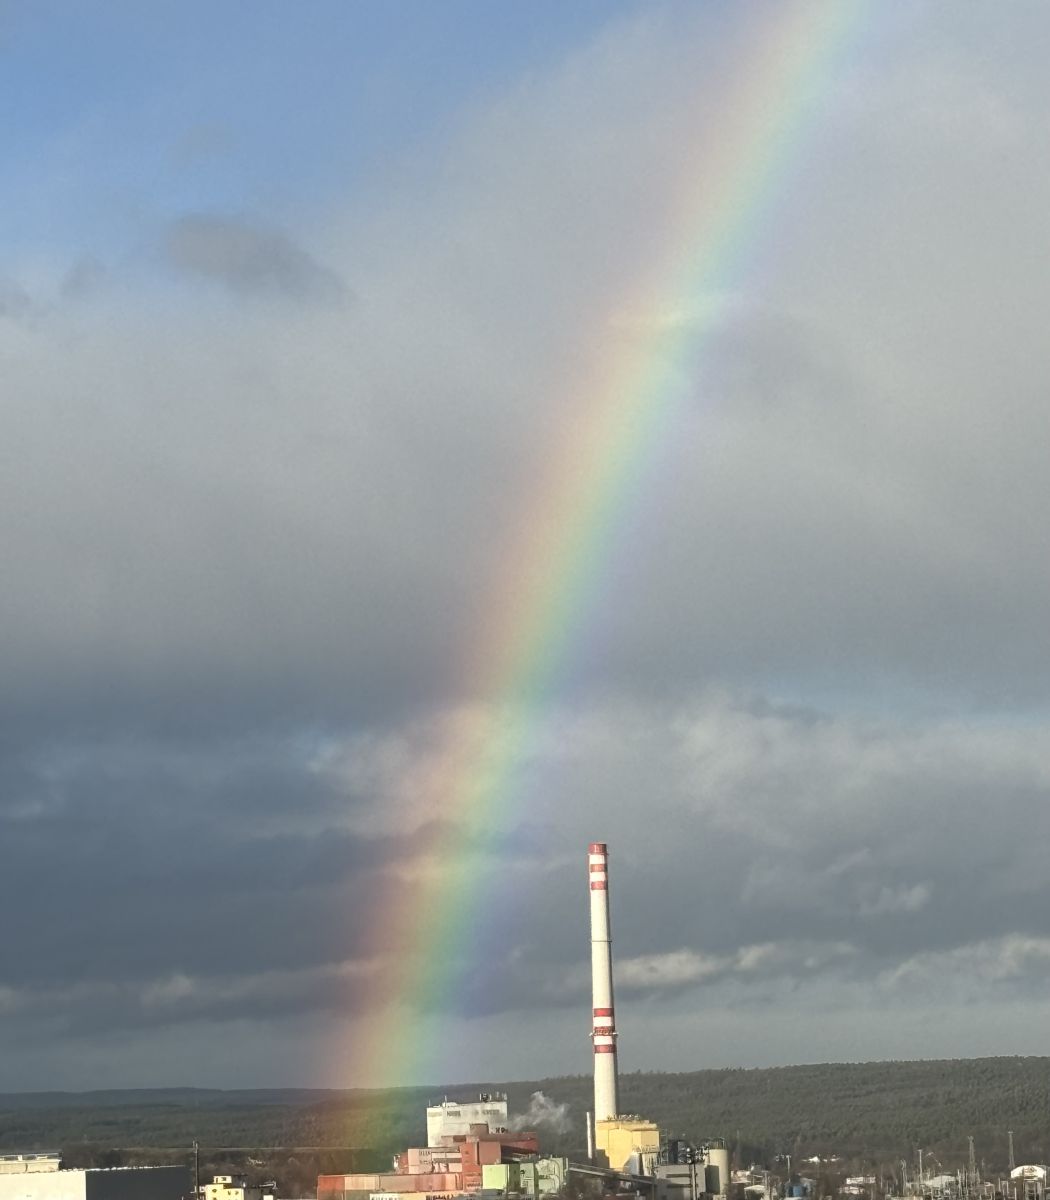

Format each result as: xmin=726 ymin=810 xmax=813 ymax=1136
xmin=589 ymin=840 xmax=619 ymax=1121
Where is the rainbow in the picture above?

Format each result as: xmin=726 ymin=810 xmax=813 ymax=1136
xmin=342 ymin=0 xmax=864 ymax=1099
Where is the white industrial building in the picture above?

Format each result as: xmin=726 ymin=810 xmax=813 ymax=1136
xmin=203 ymin=1175 xmax=275 ymax=1200
xmin=425 ymin=1094 xmax=509 ymax=1147
xmin=0 ymin=1164 xmax=190 ymax=1200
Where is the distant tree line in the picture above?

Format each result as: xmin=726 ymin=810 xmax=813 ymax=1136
xmin=3 ymin=1057 xmax=1050 ymax=1183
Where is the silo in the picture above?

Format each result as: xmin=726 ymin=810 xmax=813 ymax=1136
xmin=705 ymin=1144 xmax=730 ymax=1195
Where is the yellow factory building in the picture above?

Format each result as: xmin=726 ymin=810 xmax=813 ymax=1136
xmin=595 ymin=1116 xmax=660 ymax=1174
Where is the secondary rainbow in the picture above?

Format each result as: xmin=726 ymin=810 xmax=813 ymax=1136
xmin=345 ymin=0 xmax=865 ymax=1093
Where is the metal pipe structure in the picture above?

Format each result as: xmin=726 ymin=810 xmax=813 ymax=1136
xmin=589 ymin=841 xmax=619 ymax=1122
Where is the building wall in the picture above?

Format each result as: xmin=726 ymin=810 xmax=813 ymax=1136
xmin=426 ymin=1100 xmax=508 ymax=1147
xmin=459 ymin=1139 xmax=503 ymax=1190
xmin=481 ymin=1165 xmax=514 ymax=1194
xmin=0 ymin=1168 xmax=189 ymax=1200
xmin=318 ymin=1172 xmax=464 ymax=1199
xmin=0 ymin=1172 xmax=87 ymax=1200
xmin=480 ymin=1159 xmax=568 ymax=1199
xmin=406 ymin=1152 xmax=462 ymax=1176
xmin=654 ymin=1164 xmax=699 ymax=1200
xmin=595 ymin=1118 xmax=660 ymax=1174
xmin=535 ymin=1159 xmax=567 ymax=1196
xmin=85 ymin=1167 xmax=191 ymax=1200
xmin=371 ymin=1195 xmax=464 ymax=1200
xmin=205 ymin=1182 xmax=246 ymax=1200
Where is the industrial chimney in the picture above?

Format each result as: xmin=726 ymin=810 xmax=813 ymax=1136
xmin=588 ymin=841 xmax=619 ymax=1122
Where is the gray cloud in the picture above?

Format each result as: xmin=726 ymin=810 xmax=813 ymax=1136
xmin=165 ymin=213 xmax=348 ymax=302
xmin=0 ymin=276 xmax=31 ymax=320
xmin=6 ymin=691 xmax=1050 ymax=1062
xmin=61 ymin=256 xmax=106 ymax=299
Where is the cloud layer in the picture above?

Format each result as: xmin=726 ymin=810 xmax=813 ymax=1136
xmin=3 ymin=2 xmax=1050 ymax=1087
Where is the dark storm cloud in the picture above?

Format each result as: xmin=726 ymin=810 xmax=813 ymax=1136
xmin=2 ymin=694 xmax=1050 ymax=1067
xmin=166 ymin=213 xmax=347 ymax=302
xmin=0 ymin=734 xmax=459 ymax=995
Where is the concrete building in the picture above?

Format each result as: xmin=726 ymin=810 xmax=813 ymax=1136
xmin=0 ymin=1166 xmax=190 ymax=1200
xmin=594 ymin=1116 xmax=660 ymax=1175
xmin=319 ymin=1172 xmax=464 ymax=1199
xmin=320 ymin=1127 xmax=539 ymax=1200
xmin=426 ymin=1097 xmax=509 ymax=1148
xmin=203 ymin=1174 xmax=275 ymax=1200
xmin=481 ymin=1158 xmax=568 ymax=1197
xmin=654 ymin=1164 xmax=699 ymax=1200
xmin=653 ymin=1145 xmax=729 ymax=1200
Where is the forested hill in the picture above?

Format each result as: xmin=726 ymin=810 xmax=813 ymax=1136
xmin=3 ymin=1057 xmax=1050 ymax=1166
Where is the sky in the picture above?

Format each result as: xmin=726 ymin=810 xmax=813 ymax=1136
xmin=4 ymin=0 xmax=1050 ymax=1093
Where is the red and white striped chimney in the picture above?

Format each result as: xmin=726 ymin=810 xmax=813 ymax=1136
xmin=588 ymin=841 xmax=619 ymax=1122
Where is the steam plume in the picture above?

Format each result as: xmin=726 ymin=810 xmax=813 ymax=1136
xmin=511 ymin=1090 xmax=571 ymax=1134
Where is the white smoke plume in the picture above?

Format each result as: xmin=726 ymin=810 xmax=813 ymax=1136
xmin=511 ymin=1090 xmax=571 ymax=1134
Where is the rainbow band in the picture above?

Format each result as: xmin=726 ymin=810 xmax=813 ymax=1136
xmin=341 ymin=0 xmax=866 ymax=1101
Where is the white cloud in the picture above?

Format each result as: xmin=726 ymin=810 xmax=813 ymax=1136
xmin=617 ymin=949 xmax=727 ymax=989
xmin=882 ymin=936 xmax=1050 ymax=993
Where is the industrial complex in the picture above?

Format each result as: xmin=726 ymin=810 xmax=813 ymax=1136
xmin=319 ymin=841 xmax=729 ymax=1200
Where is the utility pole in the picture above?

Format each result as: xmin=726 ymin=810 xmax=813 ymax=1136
xmin=1009 ymin=1131 xmax=1016 ymax=1173
xmin=193 ymin=1141 xmax=200 ymax=1199
xmin=919 ymin=1150 xmax=925 ymax=1195
xmin=969 ymin=1137 xmax=978 ymax=1193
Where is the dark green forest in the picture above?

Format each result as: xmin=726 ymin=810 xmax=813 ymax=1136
xmin=3 ymin=1058 xmax=1050 ymax=1173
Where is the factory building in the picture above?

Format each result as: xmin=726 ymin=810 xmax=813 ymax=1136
xmin=0 ymin=1164 xmax=190 ymax=1200
xmin=655 ymin=1163 xmax=704 ymax=1200
xmin=322 ymin=839 xmax=727 ymax=1200
xmin=426 ymin=1097 xmax=509 ymax=1147
xmin=203 ymin=1174 xmax=276 ymax=1200
xmin=319 ymin=1126 xmax=539 ymax=1200
xmin=481 ymin=1158 xmax=568 ymax=1197
xmin=654 ymin=1142 xmax=730 ymax=1200
xmin=594 ymin=1118 xmax=659 ymax=1176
